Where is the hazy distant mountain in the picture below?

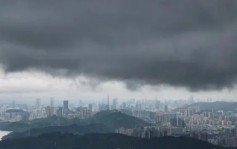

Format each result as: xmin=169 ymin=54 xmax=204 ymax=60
xmin=178 ymin=102 xmax=237 ymax=111
xmin=91 ymin=110 xmax=148 ymax=129
xmin=3 ymin=123 xmax=110 ymax=140
xmin=0 ymin=133 xmax=234 ymax=149
xmin=2 ymin=110 xmax=148 ymax=139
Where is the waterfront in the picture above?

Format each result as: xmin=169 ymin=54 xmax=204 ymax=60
xmin=0 ymin=131 xmax=11 ymax=141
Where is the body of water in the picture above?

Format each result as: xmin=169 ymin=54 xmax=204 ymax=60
xmin=0 ymin=131 xmax=11 ymax=141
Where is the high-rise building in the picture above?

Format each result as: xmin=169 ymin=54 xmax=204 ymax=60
xmin=63 ymin=100 xmax=69 ymax=116
xmin=107 ymin=96 xmax=110 ymax=110
xmin=88 ymin=104 xmax=93 ymax=112
xmin=36 ymin=98 xmax=41 ymax=109
xmin=56 ymin=107 xmax=63 ymax=117
xmin=165 ymin=105 xmax=168 ymax=112
xmin=50 ymin=98 xmax=54 ymax=107
xmin=111 ymin=98 xmax=117 ymax=110
xmin=12 ymin=100 xmax=16 ymax=108
xmin=45 ymin=106 xmax=54 ymax=117
xmin=155 ymin=100 xmax=160 ymax=112
xmin=63 ymin=100 xmax=69 ymax=109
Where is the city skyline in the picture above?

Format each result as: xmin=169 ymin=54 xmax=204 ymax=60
xmin=1 ymin=1 xmax=237 ymax=148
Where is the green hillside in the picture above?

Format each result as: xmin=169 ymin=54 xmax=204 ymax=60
xmin=1 ymin=110 xmax=148 ymax=139
xmin=91 ymin=110 xmax=149 ymax=130
xmin=0 ymin=133 xmax=234 ymax=149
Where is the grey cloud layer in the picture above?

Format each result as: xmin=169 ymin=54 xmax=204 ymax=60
xmin=0 ymin=0 xmax=237 ymax=90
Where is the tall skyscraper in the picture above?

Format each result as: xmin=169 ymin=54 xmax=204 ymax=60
xmin=45 ymin=106 xmax=54 ymax=117
xmin=63 ymin=100 xmax=69 ymax=109
xmin=165 ymin=105 xmax=168 ymax=112
xmin=155 ymin=100 xmax=160 ymax=112
xmin=50 ymin=98 xmax=54 ymax=107
xmin=111 ymin=98 xmax=117 ymax=110
xmin=107 ymin=96 xmax=110 ymax=110
xmin=63 ymin=100 xmax=69 ymax=116
xmin=56 ymin=107 xmax=63 ymax=117
xmin=12 ymin=100 xmax=16 ymax=108
xmin=36 ymin=98 xmax=41 ymax=109
xmin=88 ymin=104 xmax=93 ymax=112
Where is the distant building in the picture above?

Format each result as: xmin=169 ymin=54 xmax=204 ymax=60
xmin=111 ymin=98 xmax=118 ymax=110
xmin=36 ymin=98 xmax=41 ymax=109
xmin=5 ymin=108 xmax=30 ymax=121
xmin=63 ymin=100 xmax=69 ymax=116
xmin=155 ymin=100 xmax=160 ymax=112
xmin=50 ymin=98 xmax=54 ymax=107
xmin=45 ymin=106 xmax=54 ymax=117
xmin=107 ymin=96 xmax=110 ymax=110
xmin=165 ymin=105 xmax=168 ymax=112
xmin=99 ymin=104 xmax=108 ymax=111
xmin=56 ymin=107 xmax=63 ymax=117
xmin=88 ymin=104 xmax=93 ymax=112
xmin=63 ymin=100 xmax=69 ymax=109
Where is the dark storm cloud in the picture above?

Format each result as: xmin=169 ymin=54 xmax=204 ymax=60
xmin=1 ymin=0 xmax=237 ymax=90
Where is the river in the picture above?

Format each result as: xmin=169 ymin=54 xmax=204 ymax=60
xmin=0 ymin=131 xmax=11 ymax=141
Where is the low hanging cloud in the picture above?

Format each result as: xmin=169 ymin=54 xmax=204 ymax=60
xmin=0 ymin=0 xmax=237 ymax=90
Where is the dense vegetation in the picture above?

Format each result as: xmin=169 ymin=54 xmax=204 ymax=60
xmin=1 ymin=110 xmax=236 ymax=149
xmin=0 ymin=133 xmax=235 ymax=149
xmin=0 ymin=110 xmax=148 ymax=132
xmin=1 ymin=110 xmax=148 ymax=139
xmin=3 ymin=123 xmax=110 ymax=139
xmin=91 ymin=110 xmax=148 ymax=129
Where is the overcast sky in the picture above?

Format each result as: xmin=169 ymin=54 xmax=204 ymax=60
xmin=0 ymin=0 xmax=237 ymax=102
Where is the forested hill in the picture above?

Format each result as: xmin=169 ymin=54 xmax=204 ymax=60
xmin=2 ymin=110 xmax=149 ymax=139
xmin=0 ymin=133 xmax=235 ymax=149
xmin=0 ymin=110 xmax=148 ymax=133
xmin=91 ymin=110 xmax=148 ymax=129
